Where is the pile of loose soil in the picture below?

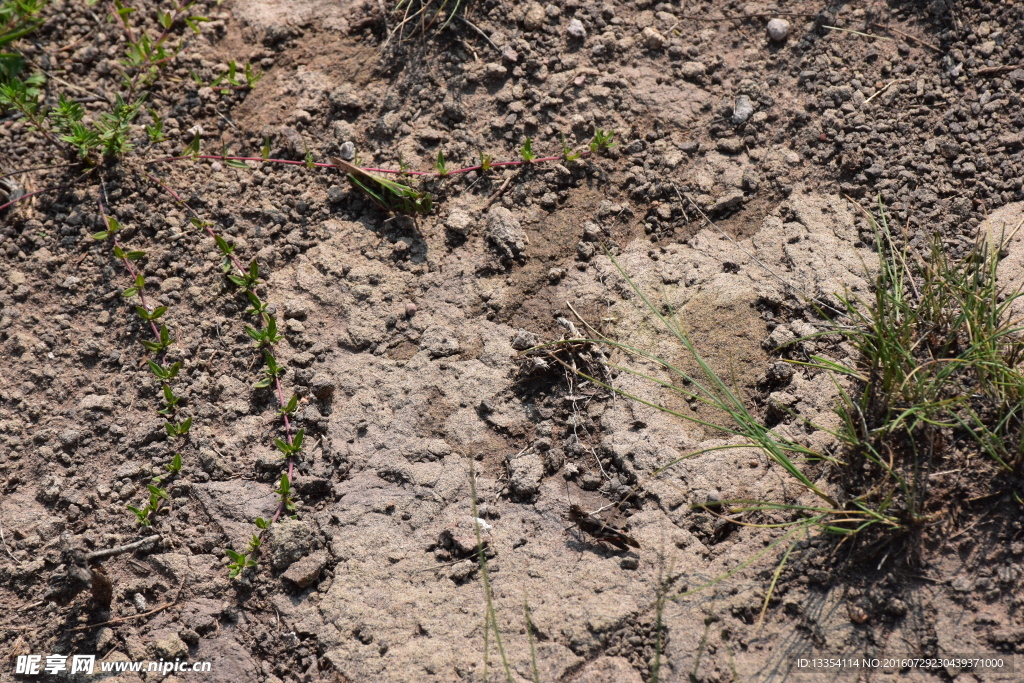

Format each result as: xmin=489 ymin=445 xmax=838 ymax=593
xmin=2 ymin=0 xmax=1023 ymax=681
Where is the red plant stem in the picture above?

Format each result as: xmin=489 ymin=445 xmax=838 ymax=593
xmin=115 ymin=239 xmax=161 ymax=340
xmin=109 ymin=0 xmax=135 ymax=44
xmin=97 ymin=197 xmax=162 ymax=341
xmin=142 ymin=169 xmax=298 ymax=537
xmin=146 ymin=150 xmax=595 ymax=178
xmin=142 ymin=171 xmax=245 ymax=273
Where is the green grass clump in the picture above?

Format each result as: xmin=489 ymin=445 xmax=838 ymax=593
xmin=537 ymin=201 xmax=1024 ymax=611
xmin=805 ymin=205 xmax=1024 ymax=521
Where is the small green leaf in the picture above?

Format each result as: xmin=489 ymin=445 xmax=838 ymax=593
xmin=167 ymin=452 xmax=183 ymax=473
xmin=126 ymin=250 xmax=146 ymax=260
xmin=93 ymin=231 xmax=110 ymax=240
xmin=148 ymin=359 xmax=167 ymax=378
xmin=122 ymin=286 xmax=138 ymax=297
xmin=224 ymin=549 xmax=245 ymax=564
xmin=113 ymin=245 xmax=126 ymax=258
xmin=225 ymin=158 xmax=249 ymax=169
xmin=254 ymin=517 xmax=270 ymax=529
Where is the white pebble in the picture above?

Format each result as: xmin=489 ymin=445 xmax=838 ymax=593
xmin=210 ymin=161 xmax=223 ymax=172
xmin=732 ymin=95 xmax=754 ymax=124
xmin=567 ymin=18 xmax=586 ymax=40
xmin=339 ymin=141 xmax=355 ymax=161
xmin=767 ymin=18 xmax=790 ymax=42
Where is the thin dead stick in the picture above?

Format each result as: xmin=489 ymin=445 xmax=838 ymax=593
xmin=976 ymin=62 xmax=1024 ymax=77
xmin=459 ymin=16 xmax=500 ymax=53
xmin=869 ymin=23 xmax=942 ymax=52
xmin=86 ymin=535 xmax=160 ymax=563
xmin=480 ymin=173 xmax=514 ymax=212
xmin=822 ymin=25 xmax=891 ymax=41
xmin=70 ymin=573 xmax=187 ymax=631
xmin=863 ymin=77 xmax=911 ymax=105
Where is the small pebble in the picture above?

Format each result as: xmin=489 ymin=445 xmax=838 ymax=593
xmin=339 ymin=141 xmax=355 ymax=161
xmin=641 ymin=27 xmax=665 ymax=50
xmin=210 ymin=161 xmax=223 ymax=172
xmin=405 ymin=302 xmax=417 ymax=317
xmin=732 ymin=95 xmax=754 ymax=124
xmin=767 ymin=18 xmax=790 ymax=42
xmin=567 ymin=18 xmax=586 ymax=40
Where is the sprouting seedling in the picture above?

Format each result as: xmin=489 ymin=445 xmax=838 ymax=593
xmin=165 ymin=452 xmax=182 ymax=475
xmin=225 ymin=547 xmax=256 ymax=577
xmin=135 ymin=304 xmax=168 ymax=323
xmin=157 ymin=384 xmax=182 ymax=416
xmin=275 ymin=473 xmax=297 ymax=512
xmin=244 ymin=291 xmax=268 ymax=316
xmin=182 ymin=127 xmax=201 ymax=157
xmin=91 ymin=214 xmax=124 ymax=241
xmin=274 ymin=427 xmax=305 ymax=458
xmin=255 ymin=350 xmax=285 ymax=388
xmin=113 ymin=244 xmax=145 ymax=262
xmin=145 ymin=108 xmax=165 ymax=143
xmin=140 ymin=324 xmax=173 ymax=353
xmin=330 ymin=157 xmax=433 ymax=216
xmin=261 ymin=135 xmax=271 ymax=160
xmin=227 ymin=259 xmax=260 ymax=289
xmin=148 ymin=359 xmax=182 ymax=382
xmin=519 ymin=137 xmax=536 ymax=163
xmin=209 ymin=60 xmax=262 ymax=91
xmin=561 ymin=133 xmax=581 ymax=162
xmin=122 ymin=273 xmax=145 ymax=298
xmin=279 ymin=394 xmax=300 ymax=417
xmin=434 ymin=150 xmax=449 ymax=176
xmin=212 ymin=233 xmax=236 ymax=273
xmin=589 ymin=128 xmax=616 ymax=153
xmin=303 ymin=140 xmax=315 ymax=169
xmin=164 ymin=415 xmax=193 ymax=437
xmin=126 ymin=483 xmax=171 ymax=527
xmin=245 ymin=313 xmax=283 ymax=348
xmin=479 ymin=151 xmax=493 ymax=172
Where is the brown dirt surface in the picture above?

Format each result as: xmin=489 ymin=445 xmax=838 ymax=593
xmin=2 ymin=0 xmax=1024 ymax=681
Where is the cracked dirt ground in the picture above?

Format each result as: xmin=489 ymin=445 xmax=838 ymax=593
xmin=2 ymin=0 xmax=1024 ymax=681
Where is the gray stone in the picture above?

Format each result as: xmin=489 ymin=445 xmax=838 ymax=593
xmin=767 ymin=18 xmax=791 ymax=42
xmin=487 ymin=206 xmax=527 ymax=260
xmin=151 ymin=633 xmax=188 ymax=660
xmin=641 ymin=27 xmax=665 ymax=49
xmin=732 ymin=95 xmax=754 ymax=124
xmin=508 ymin=452 xmax=544 ymax=500
xmin=281 ymin=551 xmax=328 ymax=588
xmin=679 ymin=61 xmax=706 ymax=79
xmin=445 ymin=208 xmax=474 ymax=236
xmin=338 ymin=141 xmax=355 ymax=161
xmin=567 ymin=18 xmax=586 ymax=40
xmin=523 ymin=3 xmax=546 ymax=31
xmin=79 ymin=394 xmax=114 ymax=412
xmin=420 ymin=327 xmax=462 ymax=358
xmin=267 ymin=519 xmax=314 ymax=571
